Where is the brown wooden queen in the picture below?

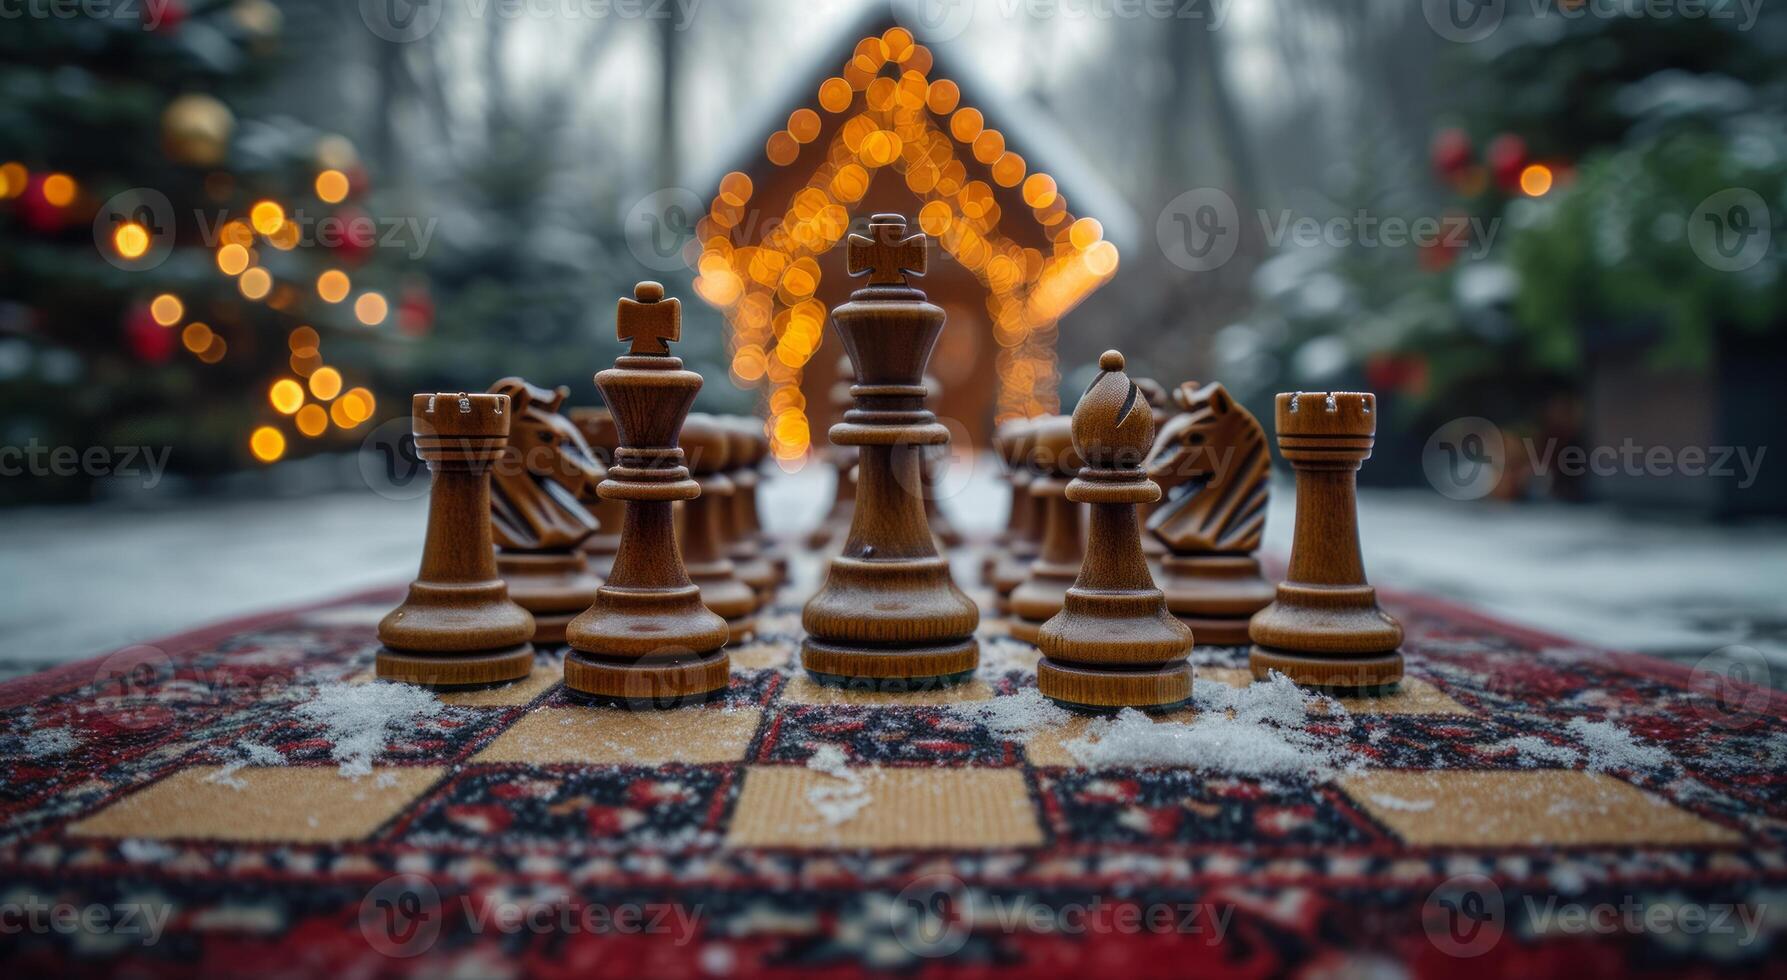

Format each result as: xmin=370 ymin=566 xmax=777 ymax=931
xmin=564 ymin=282 xmax=731 ymax=706
xmin=1248 ymin=391 xmax=1404 ymax=691
xmin=1035 ymin=352 xmax=1194 ymax=711
xmin=800 ymin=214 xmax=980 ymax=690
xmin=377 ymin=392 xmax=536 ymax=687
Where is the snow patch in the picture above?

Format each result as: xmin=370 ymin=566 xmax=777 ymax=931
xmin=21 ymin=727 xmax=80 ymax=759
xmin=945 ymin=688 xmax=1071 ymax=740
xmin=804 ymin=743 xmax=872 ymax=825
xmin=294 ymin=681 xmax=443 ymax=778
xmin=1566 ymin=717 xmax=1674 ymax=773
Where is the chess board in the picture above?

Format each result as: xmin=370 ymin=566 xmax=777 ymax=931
xmin=2 ymin=563 xmax=1784 ymax=978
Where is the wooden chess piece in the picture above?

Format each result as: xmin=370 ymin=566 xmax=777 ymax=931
xmin=990 ymin=418 xmax=1043 ymax=614
xmin=724 ymin=416 xmax=780 ymax=604
xmin=981 ymin=417 xmax=1029 ymax=584
xmin=749 ymin=424 xmax=790 ymax=588
xmin=488 ymin=378 xmax=604 ymax=645
xmin=804 ymin=355 xmax=858 ymax=549
xmin=1037 ymin=352 xmax=1194 ymax=711
xmin=1145 ymin=381 xmax=1274 ymax=645
xmin=377 ymin=392 xmax=535 ymax=687
xmin=1133 ymin=377 xmax=1174 ymax=567
xmin=1248 ymin=391 xmax=1404 ymax=691
xmin=569 ymin=406 xmax=626 ymax=581
xmin=564 ymin=282 xmax=730 ymax=706
xmin=680 ymin=413 xmax=759 ymax=640
xmin=1009 ymin=414 xmax=1084 ymax=644
xmin=801 ymin=213 xmax=980 ymax=689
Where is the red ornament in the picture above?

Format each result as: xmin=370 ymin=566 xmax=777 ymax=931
xmin=1487 ymin=134 xmax=1528 ymax=193
xmin=397 ymin=281 xmax=434 ymax=336
xmin=1365 ymin=353 xmax=1430 ymax=396
xmin=16 ymin=175 xmax=66 ymax=233
xmin=124 ymin=303 xmax=175 ymax=363
xmin=327 ymin=205 xmax=375 ymax=265
xmin=1430 ymin=128 xmax=1472 ymax=180
xmin=144 ymin=0 xmax=186 ymax=33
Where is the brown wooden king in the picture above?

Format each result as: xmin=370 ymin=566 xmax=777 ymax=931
xmin=1035 ymin=352 xmax=1194 ymax=711
xmin=564 ymin=282 xmax=730 ymax=706
xmin=800 ymin=213 xmax=979 ymax=690
xmin=377 ymin=392 xmax=536 ymax=687
xmin=1248 ymin=391 xmax=1404 ymax=691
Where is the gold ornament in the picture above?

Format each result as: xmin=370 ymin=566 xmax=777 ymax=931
xmin=162 ymin=93 xmax=235 ymax=168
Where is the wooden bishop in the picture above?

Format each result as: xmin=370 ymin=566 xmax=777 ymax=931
xmin=377 ymin=392 xmax=536 ymax=687
xmin=1248 ymin=391 xmax=1404 ymax=691
xmin=1036 ymin=351 xmax=1195 ymax=711
xmin=801 ymin=214 xmax=979 ymax=690
xmin=564 ymin=282 xmax=730 ymax=706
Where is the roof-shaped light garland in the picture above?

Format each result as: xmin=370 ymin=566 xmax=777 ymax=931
xmin=695 ymin=26 xmax=1120 ymax=465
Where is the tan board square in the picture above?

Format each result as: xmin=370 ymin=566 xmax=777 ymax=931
xmin=1201 ymin=668 xmax=1471 ymax=716
xmin=1025 ymin=708 xmax=1198 ymax=766
xmin=474 ymin=706 xmax=760 ymax=765
xmin=780 ymin=675 xmax=993 ymax=707
xmin=67 ymin=766 xmax=441 ymax=843
xmin=725 ymin=766 xmax=1041 ymax=849
xmin=1342 ymin=770 xmax=1744 ymax=847
xmin=439 ymin=667 xmax=561 ymax=707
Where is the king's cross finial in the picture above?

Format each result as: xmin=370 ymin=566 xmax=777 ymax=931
xmin=847 ymin=213 xmax=927 ymax=285
xmin=617 ymin=280 xmax=681 ymax=355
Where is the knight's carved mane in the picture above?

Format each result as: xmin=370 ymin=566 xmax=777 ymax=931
xmin=1144 ymin=382 xmax=1269 ymax=553
xmin=488 ymin=378 xmax=602 ymax=552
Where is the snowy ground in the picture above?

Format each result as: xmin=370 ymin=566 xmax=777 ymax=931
xmin=2 ymin=455 xmax=1783 ymax=686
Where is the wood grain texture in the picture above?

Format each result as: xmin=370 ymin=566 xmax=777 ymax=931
xmin=564 ymin=282 xmax=730 ymax=707
xmin=1248 ymin=391 xmax=1404 ymax=691
xmin=1035 ymin=351 xmax=1194 ymax=711
xmin=800 ymin=214 xmax=979 ymax=688
xmin=1144 ymin=381 xmax=1274 ymax=645
xmin=377 ymin=392 xmax=536 ymax=687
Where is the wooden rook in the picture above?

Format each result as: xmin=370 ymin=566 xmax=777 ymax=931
xmin=990 ymin=418 xmax=1043 ymax=613
xmin=569 ymin=406 xmax=626 ymax=581
xmin=488 ymin=378 xmax=604 ymax=645
xmin=679 ymin=413 xmax=759 ymax=641
xmin=1248 ymin=391 xmax=1404 ymax=691
xmin=723 ymin=416 xmax=781 ymax=604
xmin=377 ymin=392 xmax=535 ymax=687
xmin=801 ymin=213 xmax=979 ymax=690
xmin=1036 ymin=352 xmax=1194 ymax=712
xmin=1145 ymin=381 xmax=1274 ymax=645
xmin=564 ymin=281 xmax=730 ymax=707
xmin=1008 ymin=414 xmax=1084 ymax=644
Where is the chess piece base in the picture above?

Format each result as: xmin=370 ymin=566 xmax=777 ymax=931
xmin=1158 ymin=554 xmax=1273 ymax=646
xmin=498 ymin=551 xmax=603 ymax=645
xmin=564 ymin=649 xmax=730 ymax=707
xmin=1248 ymin=646 xmax=1403 ymax=692
xmin=800 ymin=636 xmax=979 ymax=687
xmin=566 ymin=584 xmax=730 ymax=658
xmin=375 ymin=644 xmax=535 ymax=689
xmin=1037 ymin=657 xmax=1192 ymax=713
xmin=1009 ymin=558 xmax=1077 ymax=645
